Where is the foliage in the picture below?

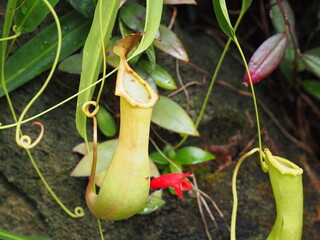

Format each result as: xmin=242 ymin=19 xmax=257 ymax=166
xmin=0 ymin=228 xmax=50 ymax=240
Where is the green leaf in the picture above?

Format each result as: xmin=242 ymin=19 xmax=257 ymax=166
xmin=119 ymin=19 xmax=134 ymax=37
xmin=305 ymin=47 xmax=320 ymax=57
xmin=59 ymin=39 xmax=121 ymax=73
xmin=212 ymin=0 xmax=235 ymax=39
xmin=169 ymin=161 xmax=182 ymax=173
xmin=96 ymin=106 xmax=117 ymax=137
xmin=301 ymin=53 xmax=320 ymax=78
xmin=152 ymin=96 xmax=199 ymax=136
xmin=174 ymin=146 xmax=215 ymax=165
xmin=137 ymin=60 xmax=177 ymax=90
xmin=140 ymin=159 xmax=164 ymax=214
xmin=296 ymin=48 xmax=320 ymax=72
xmin=270 ymin=0 xmax=295 ymax=34
xmin=72 ymin=142 xmax=93 ymax=155
xmin=150 ymin=151 xmax=169 ymax=165
xmin=145 ymin=44 xmax=156 ymax=69
xmin=153 ymin=25 xmax=189 ymax=62
xmin=58 ymin=53 xmax=83 ymax=74
xmin=138 ymin=195 xmax=165 ymax=215
xmin=14 ymin=0 xmax=59 ymax=33
xmin=0 ymin=228 xmax=50 ymax=240
xmin=164 ymin=0 xmax=197 ymax=4
xmin=71 ymin=139 xmax=118 ymax=176
xmin=163 ymin=144 xmax=176 ymax=159
xmin=105 ymin=37 xmax=121 ymax=68
xmin=240 ymin=0 xmax=252 ymax=14
xmin=66 ymin=0 xmax=98 ymax=18
xmin=75 ymin=0 xmax=121 ymax=139
xmin=301 ymin=80 xmax=320 ymax=99
xmin=120 ymin=3 xmax=146 ymax=33
xmin=130 ymin=0 xmax=163 ymax=59
xmin=1 ymin=11 xmax=90 ymax=98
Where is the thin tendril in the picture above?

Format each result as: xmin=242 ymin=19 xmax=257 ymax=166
xmin=174 ymin=10 xmax=247 ymax=149
xmin=1 ymin=0 xmax=19 ymax=124
xmin=0 ymin=0 xmax=85 ymax=218
xmin=0 ymin=68 xmax=118 ymax=130
xmin=19 ymin=121 xmax=44 ymax=149
xmin=0 ymin=32 xmax=21 ymax=41
xmin=82 ymin=101 xmax=99 ymax=194
xmin=230 ymin=148 xmax=261 ymax=240
xmin=25 ymin=148 xmax=85 ymax=218
xmin=15 ymin=0 xmax=61 ymax=149
xmin=150 ymin=138 xmax=182 ymax=172
xmin=233 ymin=38 xmax=266 ymax=172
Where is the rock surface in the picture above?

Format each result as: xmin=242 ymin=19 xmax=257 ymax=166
xmin=0 ymin=8 xmax=319 ymax=240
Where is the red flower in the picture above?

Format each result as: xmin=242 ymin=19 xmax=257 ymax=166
xmin=150 ymin=173 xmax=193 ymax=199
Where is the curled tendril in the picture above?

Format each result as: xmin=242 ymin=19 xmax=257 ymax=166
xmin=18 ymin=122 xmax=44 ymax=149
xmin=82 ymin=101 xmax=100 ymax=118
xmin=12 ymin=25 xmax=21 ymax=35
xmin=73 ymin=207 xmax=85 ymax=218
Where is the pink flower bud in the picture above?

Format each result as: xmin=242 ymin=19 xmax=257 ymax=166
xmin=243 ymin=32 xmax=288 ymax=86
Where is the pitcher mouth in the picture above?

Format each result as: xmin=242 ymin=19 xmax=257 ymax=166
xmin=113 ymin=33 xmax=159 ymax=108
xmin=115 ymin=59 xmax=158 ymax=108
xmin=264 ymin=149 xmax=303 ymax=176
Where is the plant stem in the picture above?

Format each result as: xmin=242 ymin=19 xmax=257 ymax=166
xmin=275 ymin=0 xmax=299 ymax=51
xmin=97 ymin=219 xmax=105 ymax=240
xmin=233 ymin=38 xmax=267 ymax=172
xmin=174 ymin=7 xmax=249 ymax=149
xmin=0 ymin=0 xmax=84 ymax=218
xmin=230 ymin=148 xmax=260 ymax=240
xmin=26 ymin=149 xmax=84 ymax=218
xmin=15 ymin=0 xmax=62 ymax=148
xmin=174 ymin=37 xmax=233 ymax=149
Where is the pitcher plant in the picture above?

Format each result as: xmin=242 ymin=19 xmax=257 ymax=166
xmin=85 ymin=34 xmax=158 ymax=220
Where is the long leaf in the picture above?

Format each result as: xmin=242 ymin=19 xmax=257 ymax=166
xmin=301 ymin=53 xmax=320 ymax=78
xmin=71 ymin=139 xmax=118 ymax=177
xmin=1 ymin=11 xmax=90 ymax=98
xmin=137 ymin=60 xmax=177 ymax=90
xmin=129 ymin=0 xmax=163 ymax=59
xmin=14 ymin=0 xmax=59 ymax=33
xmin=66 ymin=0 xmax=98 ymax=18
xmin=164 ymin=0 xmax=196 ymax=4
xmin=174 ymin=146 xmax=215 ymax=165
xmin=153 ymin=25 xmax=189 ymax=62
xmin=212 ymin=0 xmax=235 ymax=39
xmin=75 ymin=0 xmax=121 ymax=139
xmin=119 ymin=3 xmax=146 ymax=33
xmin=302 ymin=80 xmax=320 ymax=99
xmin=0 ymin=228 xmax=50 ymax=240
xmin=270 ymin=0 xmax=295 ymax=34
